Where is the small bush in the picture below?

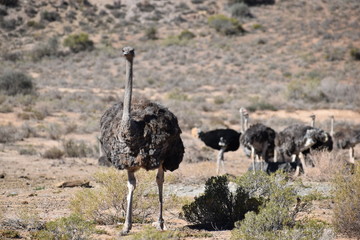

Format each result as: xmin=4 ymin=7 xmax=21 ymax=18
xmin=208 ymin=14 xmax=245 ymax=36
xmin=27 ymin=20 xmax=45 ymax=29
xmin=70 ymin=168 xmax=158 ymax=224
xmin=46 ymin=123 xmax=63 ymax=140
xmin=229 ymin=3 xmax=252 ymax=18
xmin=43 ymin=147 xmax=64 ymax=159
xmin=228 ymin=0 xmax=274 ymax=6
xmin=0 ymin=124 xmax=24 ymax=143
xmin=19 ymin=147 xmax=37 ymax=155
xmin=178 ymin=30 xmax=196 ymax=40
xmin=143 ymin=26 xmax=158 ymax=40
xmin=182 ymin=175 xmax=261 ymax=230
xmin=31 ymin=214 xmax=95 ymax=240
xmin=0 ymin=230 xmax=21 ymax=238
xmin=332 ymin=164 xmax=360 ymax=238
xmin=30 ymin=37 xmax=59 ymax=61
xmin=0 ymin=71 xmax=35 ymax=96
xmin=63 ymin=139 xmax=94 ymax=158
xmin=63 ymin=33 xmax=94 ymax=53
xmin=40 ymin=11 xmax=61 ymax=22
xmin=350 ymin=47 xmax=360 ymax=60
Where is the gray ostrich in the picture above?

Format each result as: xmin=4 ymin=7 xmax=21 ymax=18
xmin=100 ymin=47 xmax=184 ymax=234
xmin=330 ymin=116 xmax=360 ymax=163
xmin=274 ymin=124 xmax=328 ymax=176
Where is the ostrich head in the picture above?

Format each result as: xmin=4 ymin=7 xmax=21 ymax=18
xmin=303 ymin=128 xmax=328 ymax=149
xmin=122 ymin=46 xmax=135 ymax=61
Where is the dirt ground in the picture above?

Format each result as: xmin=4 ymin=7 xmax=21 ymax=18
xmin=1 ymin=109 xmax=360 ymax=239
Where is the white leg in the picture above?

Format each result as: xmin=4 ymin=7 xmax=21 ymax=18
xmin=349 ymin=147 xmax=355 ymax=164
xmin=251 ymin=146 xmax=256 ymax=173
xmin=122 ymin=171 xmax=136 ymax=234
xmin=217 ymin=149 xmax=225 ymax=175
xmin=154 ymin=165 xmax=165 ymax=230
xmin=274 ymin=149 xmax=278 ymax=162
xmin=293 ymin=155 xmax=300 ymax=177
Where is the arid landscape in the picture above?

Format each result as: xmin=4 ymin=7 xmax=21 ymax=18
xmin=1 ymin=0 xmax=360 ymax=239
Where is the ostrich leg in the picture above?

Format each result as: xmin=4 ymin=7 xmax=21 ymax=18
xmin=251 ymin=146 xmax=256 ymax=173
xmin=299 ymin=152 xmax=307 ymax=175
xmin=260 ymin=144 xmax=269 ymax=171
xmin=217 ymin=148 xmax=226 ymax=175
xmin=154 ymin=165 xmax=165 ymax=230
xmin=122 ymin=171 xmax=136 ymax=234
xmin=349 ymin=147 xmax=355 ymax=164
xmin=293 ymin=155 xmax=301 ymax=177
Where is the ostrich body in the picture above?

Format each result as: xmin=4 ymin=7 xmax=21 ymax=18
xmin=274 ymin=124 xmax=328 ymax=176
xmin=192 ymin=128 xmax=240 ymax=174
xmin=240 ymin=123 xmax=276 ymax=172
xmin=330 ymin=116 xmax=360 ymax=163
xmin=97 ymin=137 xmax=112 ymax=167
xmin=100 ymin=47 xmax=184 ymax=234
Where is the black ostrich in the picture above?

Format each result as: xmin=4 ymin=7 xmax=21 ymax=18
xmin=240 ymin=123 xmax=276 ymax=172
xmin=192 ymin=128 xmax=241 ymax=175
xmin=330 ymin=116 xmax=360 ymax=163
xmin=100 ymin=47 xmax=184 ymax=234
xmin=274 ymin=124 xmax=329 ymax=176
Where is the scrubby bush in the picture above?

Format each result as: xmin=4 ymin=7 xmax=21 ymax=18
xmin=0 ymin=0 xmax=18 ymax=7
xmin=286 ymin=78 xmax=328 ymax=103
xmin=178 ymin=30 xmax=196 ymax=40
xmin=182 ymin=175 xmax=261 ymax=230
xmin=143 ymin=26 xmax=158 ymax=40
xmin=228 ymin=0 xmax=274 ymax=6
xmin=0 ymin=71 xmax=35 ymax=96
xmin=208 ymin=15 xmax=245 ymax=36
xmin=350 ymin=47 xmax=360 ymax=60
xmin=63 ymin=139 xmax=94 ymax=158
xmin=30 ymin=37 xmax=59 ymax=61
xmin=63 ymin=33 xmax=94 ymax=53
xmin=0 ymin=124 xmax=24 ymax=143
xmin=231 ymin=171 xmax=332 ymax=240
xmin=43 ymin=147 xmax=64 ymax=159
xmin=70 ymin=168 xmax=158 ymax=224
xmin=332 ymin=164 xmax=360 ymax=238
xmin=31 ymin=214 xmax=95 ymax=240
xmin=229 ymin=3 xmax=252 ymax=18
xmin=40 ymin=11 xmax=61 ymax=22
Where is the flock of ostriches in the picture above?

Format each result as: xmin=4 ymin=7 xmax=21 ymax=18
xmin=97 ymin=47 xmax=360 ymax=234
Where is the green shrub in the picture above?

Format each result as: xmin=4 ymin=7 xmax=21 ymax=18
xmin=63 ymin=33 xmax=94 ymax=53
xmin=350 ymin=47 xmax=360 ymax=60
xmin=286 ymin=78 xmax=328 ymax=103
xmin=182 ymin=176 xmax=261 ymax=230
xmin=43 ymin=147 xmax=64 ymax=159
xmin=0 ymin=71 xmax=35 ymax=96
xmin=143 ymin=26 xmax=158 ymax=40
xmin=63 ymin=139 xmax=94 ymax=158
xmin=70 ymin=168 xmax=158 ymax=224
xmin=229 ymin=3 xmax=252 ymax=18
xmin=31 ymin=215 xmax=95 ymax=240
xmin=247 ymin=97 xmax=277 ymax=112
xmin=178 ymin=30 xmax=196 ymax=40
xmin=0 ymin=230 xmax=21 ymax=238
xmin=332 ymin=164 xmax=360 ymax=238
xmin=208 ymin=14 xmax=245 ymax=36
xmin=27 ymin=20 xmax=45 ymax=29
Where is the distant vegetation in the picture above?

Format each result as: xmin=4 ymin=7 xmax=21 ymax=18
xmin=208 ymin=15 xmax=245 ymax=36
xmin=0 ymin=71 xmax=35 ymax=96
xmin=63 ymin=33 xmax=94 ymax=53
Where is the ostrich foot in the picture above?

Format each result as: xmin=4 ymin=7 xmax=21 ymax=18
xmin=152 ymin=220 xmax=167 ymax=230
xmin=120 ymin=225 xmax=131 ymax=235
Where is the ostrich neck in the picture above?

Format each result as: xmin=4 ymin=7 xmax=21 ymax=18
xmin=330 ymin=118 xmax=334 ymax=137
xmin=240 ymin=113 xmax=244 ymax=133
xmin=121 ymin=59 xmax=133 ymax=127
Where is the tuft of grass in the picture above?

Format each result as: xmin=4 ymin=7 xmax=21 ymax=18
xmin=208 ymin=14 xmax=245 ymax=36
xmin=350 ymin=47 xmax=360 ymax=60
xmin=0 ymin=230 xmax=21 ymax=238
xmin=166 ymin=89 xmax=189 ymax=101
xmin=31 ymin=214 xmax=95 ymax=240
xmin=62 ymin=139 xmax=94 ymax=158
xmin=0 ymin=124 xmax=24 ymax=143
xmin=70 ymin=168 xmax=159 ymax=225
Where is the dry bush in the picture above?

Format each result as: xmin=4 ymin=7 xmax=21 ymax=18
xmin=43 ymin=147 xmax=64 ymax=159
xmin=332 ymin=163 xmax=360 ymax=239
xmin=0 ymin=124 xmax=24 ymax=143
xmin=304 ymin=150 xmax=350 ymax=182
xmin=62 ymin=139 xmax=94 ymax=158
xmin=70 ymin=168 xmax=158 ymax=225
xmin=46 ymin=123 xmax=63 ymax=140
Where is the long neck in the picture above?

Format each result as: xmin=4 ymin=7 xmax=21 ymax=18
xmin=330 ymin=117 xmax=334 ymax=137
xmin=121 ymin=58 xmax=133 ymax=127
xmin=240 ymin=113 xmax=246 ymax=133
xmin=311 ymin=118 xmax=315 ymax=127
xmin=244 ymin=116 xmax=249 ymax=131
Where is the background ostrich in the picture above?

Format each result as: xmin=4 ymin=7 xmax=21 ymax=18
xmin=302 ymin=114 xmax=333 ymax=167
xmin=274 ymin=124 xmax=329 ymax=176
xmin=100 ymin=47 xmax=184 ymax=234
xmin=330 ymin=116 xmax=360 ymax=163
xmin=240 ymin=123 xmax=276 ymax=172
xmin=192 ymin=128 xmax=240 ymax=175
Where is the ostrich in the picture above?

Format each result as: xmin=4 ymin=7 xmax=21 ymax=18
xmin=192 ymin=128 xmax=241 ymax=175
xmin=330 ymin=116 xmax=360 ymax=163
xmin=274 ymin=124 xmax=329 ymax=176
xmin=240 ymin=123 xmax=276 ymax=172
xmin=100 ymin=46 xmax=184 ymax=234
